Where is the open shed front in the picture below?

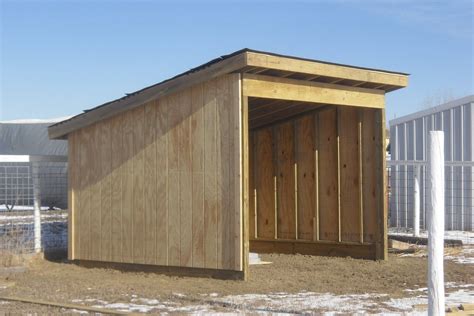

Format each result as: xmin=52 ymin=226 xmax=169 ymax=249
xmin=49 ymin=49 xmax=408 ymax=280
xmin=240 ymin=73 xmax=389 ymax=272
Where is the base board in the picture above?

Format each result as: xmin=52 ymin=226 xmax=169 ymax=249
xmin=74 ymin=260 xmax=245 ymax=280
xmin=250 ymin=239 xmax=376 ymax=260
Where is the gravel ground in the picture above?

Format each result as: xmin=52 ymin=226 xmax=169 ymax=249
xmin=0 ymin=248 xmax=472 ymax=314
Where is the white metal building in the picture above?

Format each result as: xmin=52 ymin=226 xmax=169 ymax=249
xmin=390 ymin=95 xmax=474 ymax=231
xmin=0 ymin=118 xmax=69 ymax=210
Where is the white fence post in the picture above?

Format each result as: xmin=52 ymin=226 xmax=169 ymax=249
xmin=32 ymin=161 xmax=42 ymax=253
xmin=413 ymin=165 xmax=420 ymax=237
xmin=428 ymin=131 xmax=445 ymax=316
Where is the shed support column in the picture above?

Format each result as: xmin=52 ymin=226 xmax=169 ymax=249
xmin=375 ymin=108 xmax=388 ymax=260
xmin=241 ymin=84 xmax=250 ymax=280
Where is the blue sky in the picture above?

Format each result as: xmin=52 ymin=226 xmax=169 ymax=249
xmin=1 ymin=0 xmax=472 ymax=123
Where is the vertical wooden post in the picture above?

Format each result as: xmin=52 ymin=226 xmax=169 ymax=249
xmin=68 ymin=134 xmax=75 ymax=260
xmin=241 ymin=80 xmax=250 ymax=280
xmin=375 ymin=108 xmax=388 ymax=260
xmin=294 ymin=121 xmax=298 ymax=240
xmin=273 ymin=126 xmax=278 ymax=240
xmin=336 ymin=107 xmax=342 ymax=242
xmin=314 ymin=113 xmax=320 ymax=241
xmin=358 ymin=110 xmax=364 ymax=244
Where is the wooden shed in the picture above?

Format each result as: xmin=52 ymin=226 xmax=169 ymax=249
xmin=49 ymin=49 xmax=408 ymax=280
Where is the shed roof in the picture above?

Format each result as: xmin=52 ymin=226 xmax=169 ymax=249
xmin=49 ymin=48 xmax=409 ymax=139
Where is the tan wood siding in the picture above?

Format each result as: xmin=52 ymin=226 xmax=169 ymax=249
xmin=69 ymin=74 xmax=243 ymax=272
xmin=249 ymin=105 xmax=379 ymax=259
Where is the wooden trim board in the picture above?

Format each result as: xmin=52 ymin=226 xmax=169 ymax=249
xmin=75 ymin=260 xmax=245 ymax=280
xmin=250 ymin=239 xmax=375 ymax=259
xmin=242 ymin=74 xmax=385 ymax=108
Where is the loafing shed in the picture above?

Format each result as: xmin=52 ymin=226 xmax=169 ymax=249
xmin=49 ymin=49 xmax=409 ymax=280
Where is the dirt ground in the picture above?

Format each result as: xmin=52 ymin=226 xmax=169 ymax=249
xmin=0 ymin=249 xmax=472 ymax=314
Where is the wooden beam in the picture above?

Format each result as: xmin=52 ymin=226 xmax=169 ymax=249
xmin=241 ymin=89 xmax=250 ymax=280
xmin=336 ymin=108 xmax=342 ymax=242
xmin=250 ymin=239 xmax=376 ymax=259
xmin=246 ymin=51 xmax=408 ymax=89
xmin=242 ymin=74 xmax=385 ymax=109
xmin=49 ymin=53 xmax=247 ymax=139
xmin=375 ymin=108 xmax=388 ymax=260
xmin=314 ymin=113 xmax=320 ymax=241
xmin=76 ymin=260 xmax=245 ymax=280
xmin=358 ymin=109 xmax=364 ymax=244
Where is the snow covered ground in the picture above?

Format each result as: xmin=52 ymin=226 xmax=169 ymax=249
xmin=0 ymin=210 xmax=67 ymax=253
xmin=70 ymin=282 xmax=474 ymax=315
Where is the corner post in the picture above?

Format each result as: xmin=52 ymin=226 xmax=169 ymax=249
xmin=375 ymin=107 xmax=388 ymax=260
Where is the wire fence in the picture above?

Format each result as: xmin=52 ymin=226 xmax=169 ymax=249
xmin=388 ymin=159 xmax=474 ymax=245
xmin=0 ymin=156 xmax=68 ymax=257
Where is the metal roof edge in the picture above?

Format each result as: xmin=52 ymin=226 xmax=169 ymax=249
xmin=389 ymin=95 xmax=474 ymax=127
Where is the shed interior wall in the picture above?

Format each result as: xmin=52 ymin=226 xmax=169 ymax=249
xmin=68 ymin=74 xmax=243 ymax=273
xmin=248 ymin=102 xmax=384 ymax=259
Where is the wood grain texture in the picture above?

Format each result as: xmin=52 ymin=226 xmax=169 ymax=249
xmin=168 ymin=92 xmax=181 ymax=266
xmin=339 ymin=106 xmax=361 ymax=242
xmin=99 ymin=120 xmax=112 ymax=262
xmin=203 ymin=79 xmax=218 ymax=269
xmin=191 ymin=85 xmax=205 ymax=268
xmin=362 ymin=109 xmax=377 ymax=243
xmin=90 ymin=124 xmax=101 ymax=260
xmin=110 ymin=115 xmax=123 ymax=262
xmin=254 ymin=127 xmax=275 ymax=239
xmin=296 ymin=115 xmax=316 ymax=240
xmin=155 ymin=98 xmax=169 ymax=265
xmin=121 ymin=107 xmax=134 ymax=262
xmin=78 ymin=128 xmax=90 ymax=259
xmin=242 ymin=74 xmax=385 ymax=108
xmin=276 ymin=121 xmax=296 ymax=239
xmin=144 ymin=101 xmax=157 ymax=264
xmin=317 ymin=108 xmax=339 ymax=241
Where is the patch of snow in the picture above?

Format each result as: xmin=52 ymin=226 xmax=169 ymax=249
xmin=445 ymin=247 xmax=474 ymax=264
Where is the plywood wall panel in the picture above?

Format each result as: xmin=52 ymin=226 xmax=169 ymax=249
xmin=78 ymin=128 xmax=91 ymax=259
xmin=70 ymin=74 xmax=243 ymax=273
xmin=110 ymin=115 xmax=123 ymax=262
xmin=155 ymin=99 xmax=169 ymax=265
xmin=122 ymin=111 xmax=134 ymax=262
xmin=362 ymin=109 xmax=377 ymax=242
xmin=255 ymin=127 xmax=276 ymax=239
xmin=89 ymin=125 xmax=101 ymax=260
xmin=203 ymin=79 xmax=218 ymax=269
xmin=249 ymin=133 xmax=256 ymax=239
xmin=100 ymin=120 xmax=112 ymax=262
xmin=339 ymin=107 xmax=361 ymax=242
xmin=191 ymin=85 xmax=205 ymax=268
xmin=296 ymin=115 xmax=316 ymax=240
xmin=144 ymin=101 xmax=157 ymax=264
xmin=168 ymin=93 xmax=181 ymax=267
xmin=276 ymin=121 xmax=296 ymax=239
xmin=318 ymin=108 xmax=339 ymax=241
xmin=132 ymin=107 xmax=146 ymax=263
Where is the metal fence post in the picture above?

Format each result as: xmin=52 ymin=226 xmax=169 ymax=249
xmin=413 ymin=165 xmax=420 ymax=237
xmin=427 ymin=131 xmax=445 ymax=316
xmin=32 ymin=161 xmax=42 ymax=253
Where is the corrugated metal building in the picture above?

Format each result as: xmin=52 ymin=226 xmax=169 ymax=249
xmin=389 ymin=95 xmax=474 ymax=231
xmin=0 ymin=118 xmax=69 ymax=209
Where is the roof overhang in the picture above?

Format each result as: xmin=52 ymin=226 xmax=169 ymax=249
xmin=48 ymin=48 xmax=409 ymax=139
